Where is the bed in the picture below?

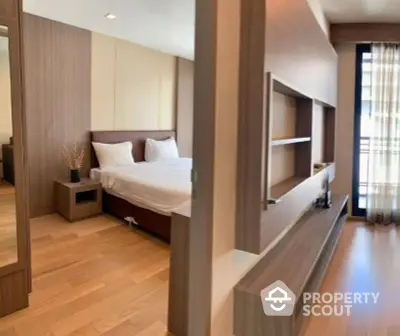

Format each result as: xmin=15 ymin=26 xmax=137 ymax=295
xmin=90 ymin=130 xmax=191 ymax=241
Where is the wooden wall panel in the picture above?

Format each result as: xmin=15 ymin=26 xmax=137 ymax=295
xmin=23 ymin=14 xmax=91 ymax=218
xmin=0 ymin=0 xmax=17 ymax=21
xmin=0 ymin=270 xmax=28 ymax=317
xmin=265 ymin=0 xmax=338 ymax=107
xmin=176 ymin=57 xmax=194 ymax=157
xmin=331 ymin=23 xmax=400 ymax=44
xmin=168 ymin=208 xmax=191 ymax=335
xmin=235 ymin=0 xmax=266 ymax=253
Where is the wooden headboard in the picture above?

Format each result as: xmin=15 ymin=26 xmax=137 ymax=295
xmin=90 ymin=130 xmax=176 ymax=167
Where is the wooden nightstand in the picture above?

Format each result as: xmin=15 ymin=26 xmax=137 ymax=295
xmin=54 ymin=178 xmax=102 ymax=222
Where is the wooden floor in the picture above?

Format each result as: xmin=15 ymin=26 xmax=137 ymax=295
xmin=304 ymin=221 xmax=400 ymax=336
xmin=0 ymin=214 xmax=170 ymax=336
xmin=1 ymin=217 xmax=400 ymax=335
xmin=0 ymin=183 xmax=17 ymax=268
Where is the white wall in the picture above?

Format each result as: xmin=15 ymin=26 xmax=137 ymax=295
xmin=0 ymin=41 xmax=12 ymax=177
xmin=91 ymin=33 xmax=176 ymax=131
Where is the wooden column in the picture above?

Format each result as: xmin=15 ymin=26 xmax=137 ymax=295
xmin=0 ymin=0 xmax=31 ymax=316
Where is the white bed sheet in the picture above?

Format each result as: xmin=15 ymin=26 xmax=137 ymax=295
xmin=90 ymin=158 xmax=192 ymax=216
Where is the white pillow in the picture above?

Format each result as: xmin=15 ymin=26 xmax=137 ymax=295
xmin=145 ymin=137 xmax=179 ymax=162
xmin=92 ymin=141 xmax=135 ymax=169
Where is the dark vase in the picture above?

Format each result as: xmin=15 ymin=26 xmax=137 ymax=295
xmin=70 ymin=169 xmax=80 ymax=183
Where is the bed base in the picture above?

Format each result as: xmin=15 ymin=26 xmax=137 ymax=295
xmin=102 ymin=191 xmax=171 ymax=242
xmin=91 ymin=131 xmax=177 ymax=242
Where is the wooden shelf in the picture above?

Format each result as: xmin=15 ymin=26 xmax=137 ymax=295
xmin=235 ymin=195 xmax=348 ymax=336
xmin=270 ymin=176 xmax=307 ymax=200
xmin=271 ymin=137 xmax=311 ymax=146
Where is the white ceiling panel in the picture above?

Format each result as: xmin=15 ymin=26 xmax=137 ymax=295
xmin=23 ymin=0 xmax=196 ymax=60
xmin=320 ymin=0 xmax=400 ymax=23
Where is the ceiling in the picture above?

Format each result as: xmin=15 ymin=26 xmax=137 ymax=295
xmin=23 ymin=0 xmax=195 ymax=60
xmin=320 ymin=0 xmax=400 ymax=23
xmin=23 ymin=0 xmax=400 ymax=60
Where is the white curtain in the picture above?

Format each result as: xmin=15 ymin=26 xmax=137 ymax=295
xmin=366 ymin=44 xmax=400 ymax=224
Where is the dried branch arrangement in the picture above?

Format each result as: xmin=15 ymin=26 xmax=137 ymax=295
xmin=62 ymin=143 xmax=85 ymax=170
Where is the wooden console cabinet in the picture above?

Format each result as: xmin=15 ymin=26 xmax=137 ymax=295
xmin=234 ymin=195 xmax=348 ymax=336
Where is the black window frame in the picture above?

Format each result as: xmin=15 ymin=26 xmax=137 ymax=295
xmin=352 ymin=44 xmax=371 ymax=217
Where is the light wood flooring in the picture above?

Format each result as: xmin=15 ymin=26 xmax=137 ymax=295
xmin=0 ymin=216 xmax=400 ymax=335
xmin=304 ymin=221 xmax=400 ymax=336
xmin=0 ymin=214 xmax=170 ymax=336
xmin=0 ymin=183 xmax=17 ymax=268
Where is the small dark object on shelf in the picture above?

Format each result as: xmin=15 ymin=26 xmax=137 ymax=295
xmin=313 ymin=162 xmax=326 ymax=174
xmin=70 ymin=169 xmax=80 ymax=183
xmin=316 ymin=174 xmax=332 ymax=209
xmin=313 ymin=163 xmax=324 ymax=169
xmin=267 ymin=198 xmax=281 ymax=205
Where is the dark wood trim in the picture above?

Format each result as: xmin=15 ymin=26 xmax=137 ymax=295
xmin=263 ymin=73 xmax=273 ymax=208
xmin=323 ymin=106 xmax=336 ymax=163
xmin=17 ymin=0 xmax=31 ymax=294
xmin=0 ymin=0 xmax=30 ymax=315
xmin=294 ymin=99 xmax=313 ymax=178
xmin=331 ymin=23 xmax=400 ymax=44
xmin=0 ymin=270 xmax=28 ymax=317
xmin=236 ymin=0 xmax=266 ymax=252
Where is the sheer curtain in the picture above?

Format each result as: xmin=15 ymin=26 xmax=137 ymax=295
xmin=366 ymin=44 xmax=400 ymax=224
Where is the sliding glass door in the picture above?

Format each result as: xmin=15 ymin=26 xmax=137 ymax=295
xmin=352 ymin=44 xmax=372 ymax=217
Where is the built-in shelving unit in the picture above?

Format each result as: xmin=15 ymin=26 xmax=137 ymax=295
xmin=264 ymin=73 xmax=313 ymax=205
xmin=236 ymin=71 xmax=337 ymax=254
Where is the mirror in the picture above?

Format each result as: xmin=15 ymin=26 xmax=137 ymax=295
xmin=0 ymin=25 xmax=17 ymax=268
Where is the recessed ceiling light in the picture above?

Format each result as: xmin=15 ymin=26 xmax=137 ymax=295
xmin=105 ymin=13 xmax=117 ymax=20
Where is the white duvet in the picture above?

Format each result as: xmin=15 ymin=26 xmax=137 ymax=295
xmin=91 ymin=158 xmax=192 ymax=216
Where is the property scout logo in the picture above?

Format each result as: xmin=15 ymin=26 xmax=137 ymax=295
xmin=260 ymin=280 xmax=380 ymax=317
